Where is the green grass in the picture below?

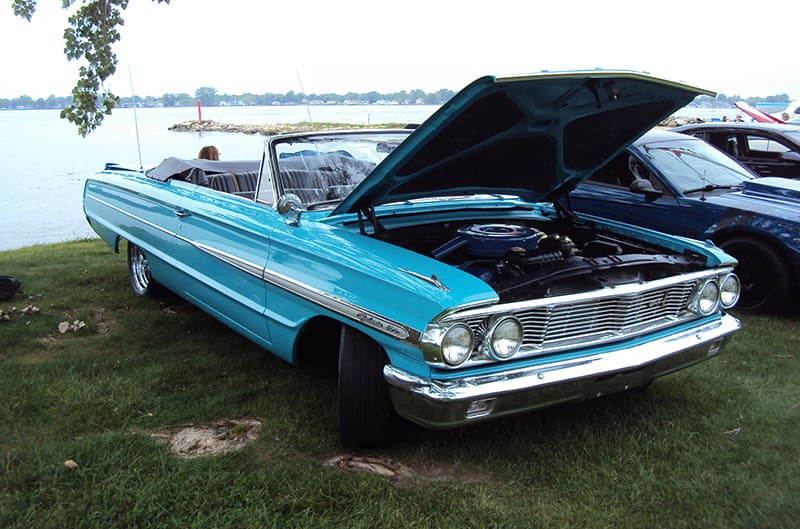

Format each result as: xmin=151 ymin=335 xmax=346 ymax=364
xmin=1 ymin=240 xmax=798 ymax=528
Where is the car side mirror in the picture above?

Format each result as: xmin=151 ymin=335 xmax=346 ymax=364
xmin=277 ymin=193 xmax=303 ymax=226
xmin=629 ymin=178 xmax=663 ymax=197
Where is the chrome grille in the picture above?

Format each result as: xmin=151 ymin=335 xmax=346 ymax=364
xmin=463 ymin=281 xmax=697 ymax=356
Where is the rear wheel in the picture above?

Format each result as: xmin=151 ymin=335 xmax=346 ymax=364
xmin=720 ymin=236 xmax=790 ymax=312
xmin=127 ymin=242 xmax=160 ymax=297
xmin=338 ymin=326 xmax=397 ymax=447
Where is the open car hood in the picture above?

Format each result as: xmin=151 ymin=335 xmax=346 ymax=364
xmin=333 ymin=70 xmax=712 ymax=215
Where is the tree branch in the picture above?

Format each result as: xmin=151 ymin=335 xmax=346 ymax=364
xmin=11 ymin=0 xmax=171 ymax=136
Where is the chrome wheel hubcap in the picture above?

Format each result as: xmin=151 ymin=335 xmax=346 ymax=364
xmin=130 ymin=245 xmax=151 ymax=293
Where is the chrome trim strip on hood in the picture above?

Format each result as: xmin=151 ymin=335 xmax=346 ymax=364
xmin=436 ymin=267 xmax=732 ymax=323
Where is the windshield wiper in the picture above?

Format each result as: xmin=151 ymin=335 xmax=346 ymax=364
xmin=683 ymin=184 xmax=743 ymax=194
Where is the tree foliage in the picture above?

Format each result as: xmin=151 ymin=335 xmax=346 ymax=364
xmin=691 ymin=93 xmax=791 ymax=108
xmin=11 ymin=0 xmax=170 ymax=136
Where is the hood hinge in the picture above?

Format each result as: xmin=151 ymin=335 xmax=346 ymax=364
xmin=357 ymin=205 xmax=385 ymax=236
xmin=549 ymin=192 xmax=577 ymax=221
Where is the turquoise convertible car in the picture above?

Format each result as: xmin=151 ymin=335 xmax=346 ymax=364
xmin=84 ymin=71 xmax=741 ymax=446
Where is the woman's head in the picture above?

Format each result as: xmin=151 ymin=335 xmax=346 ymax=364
xmin=198 ymin=145 xmax=220 ymax=160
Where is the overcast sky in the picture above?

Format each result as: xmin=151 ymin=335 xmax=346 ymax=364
xmin=2 ymin=0 xmax=797 ymax=100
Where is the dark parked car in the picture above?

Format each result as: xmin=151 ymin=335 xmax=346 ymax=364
xmin=672 ymin=122 xmax=800 ymax=178
xmin=571 ymin=129 xmax=800 ymax=312
xmin=84 ymin=72 xmax=741 ymax=446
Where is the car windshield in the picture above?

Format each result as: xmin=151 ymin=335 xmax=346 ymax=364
xmin=640 ymin=137 xmax=754 ymax=193
xmin=271 ymin=131 xmax=411 ymax=208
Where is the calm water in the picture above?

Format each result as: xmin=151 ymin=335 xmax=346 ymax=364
xmin=0 ymin=104 xmax=735 ymax=251
xmin=0 ymin=104 xmax=439 ymax=251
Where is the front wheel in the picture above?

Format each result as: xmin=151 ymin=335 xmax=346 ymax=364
xmin=720 ymin=236 xmax=790 ymax=312
xmin=338 ymin=326 xmax=398 ymax=447
xmin=127 ymin=241 xmax=160 ymax=297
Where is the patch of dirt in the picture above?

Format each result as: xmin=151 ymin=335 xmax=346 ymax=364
xmin=36 ymin=336 xmax=58 ymax=346
xmin=323 ymin=454 xmax=491 ymax=486
xmin=324 ymin=455 xmax=414 ymax=484
xmin=151 ymin=419 xmax=262 ymax=459
xmin=146 ymin=419 xmax=488 ymax=485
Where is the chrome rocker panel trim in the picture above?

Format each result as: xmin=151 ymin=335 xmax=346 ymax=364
xmin=384 ymin=313 xmax=740 ymax=429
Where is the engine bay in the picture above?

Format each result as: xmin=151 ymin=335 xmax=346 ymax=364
xmin=377 ymin=217 xmax=706 ymax=302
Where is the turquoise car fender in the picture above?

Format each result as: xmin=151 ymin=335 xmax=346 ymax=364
xmin=261 ymin=217 xmax=498 ymax=373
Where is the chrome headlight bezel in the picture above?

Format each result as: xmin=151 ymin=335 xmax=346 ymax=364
xmin=693 ymin=279 xmax=721 ymax=315
xmin=719 ymin=273 xmax=741 ymax=309
xmin=484 ymin=315 xmax=523 ymax=361
xmin=431 ymin=323 xmax=474 ymax=367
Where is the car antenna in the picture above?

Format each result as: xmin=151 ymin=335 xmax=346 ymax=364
xmin=700 ymin=169 xmax=707 ymax=201
xmin=128 ymin=65 xmax=144 ymax=171
xmin=296 ymin=70 xmax=315 ymax=131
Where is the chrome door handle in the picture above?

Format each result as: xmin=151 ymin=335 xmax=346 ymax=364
xmin=175 ymin=210 xmax=192 ymax=217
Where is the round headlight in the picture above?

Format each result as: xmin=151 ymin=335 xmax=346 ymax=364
xmin=695 ymin=280 xmax=720 ymax=315
xmin=719 ymin=274 xmax=741 ymax=309
xmin=441 ymin=323 xmax=474 ymax=366
xmin=487 ymin=316 xmax=523 ymax=360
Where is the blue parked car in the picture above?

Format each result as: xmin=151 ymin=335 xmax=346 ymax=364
xmin=84 ymin=71 xmax=740 ymax=446
xmin=570 ymin=129 xmax=800 ymax=312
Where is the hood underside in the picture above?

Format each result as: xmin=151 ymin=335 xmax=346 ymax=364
xmin=334 ymin=70 xmax=712 ymax=215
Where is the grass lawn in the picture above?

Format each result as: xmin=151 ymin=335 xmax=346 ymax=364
xmin=1 ymin=239 xmax=797 ymax=528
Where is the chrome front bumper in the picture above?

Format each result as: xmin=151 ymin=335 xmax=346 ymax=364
xmin=384 ymin=314 xmax=740 ymax=429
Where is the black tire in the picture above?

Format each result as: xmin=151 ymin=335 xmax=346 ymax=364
xmin=720 ymin=236 xmax=790 ymax=312
xmin=126 ymin=241 xmax=160 ymax=297
xmin=338 ymin=326 xmax=397 ymax=447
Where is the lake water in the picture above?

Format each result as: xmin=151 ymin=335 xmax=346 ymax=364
xmin=0 ymin=103 xmax=735 ymax=251
xmin=0 ymin=104 xmax=439 ymax=251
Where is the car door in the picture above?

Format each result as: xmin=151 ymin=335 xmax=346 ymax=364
xmin=739 ymin=133 xmax=800 ymax=178
xmin=171 ymin=188 xmax=273 ymax=348
xmin=569 ymin=152 xmax=695 ymax=237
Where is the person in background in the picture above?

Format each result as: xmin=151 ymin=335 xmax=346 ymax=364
xmin=198 ymin=145 xmax=220 ymax=160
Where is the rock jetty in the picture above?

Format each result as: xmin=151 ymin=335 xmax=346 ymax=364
xmin=173 ymin=117 xmax=704 ymax=135
xmin=658 ymin=116 xmax=706 ymax=127
xmin=168 ymin=120 xmax=392 ymax=135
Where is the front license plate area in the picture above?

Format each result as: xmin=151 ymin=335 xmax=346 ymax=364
xmin=590 ymin=369 xmax=650 ymax=398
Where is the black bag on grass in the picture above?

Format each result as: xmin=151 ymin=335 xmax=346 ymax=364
xmin=0 ymin=276 xmax=21 ymax=300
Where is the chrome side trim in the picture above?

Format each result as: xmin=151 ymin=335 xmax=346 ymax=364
xmin=385 ymin=313 xmax=740 ymax=429
xmin=188 ymin=240 xmax=265 ymax=278
xmin=86 ymin=194 xmax=177 ymax=239
xmin=261 ymin=267 xmax=421 ymax=344
xmin=86 ymin=193 xmax=421 ymax=344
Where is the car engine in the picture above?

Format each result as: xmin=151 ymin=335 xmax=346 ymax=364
xmin=379 ymin=219 xmax=705 ymax=302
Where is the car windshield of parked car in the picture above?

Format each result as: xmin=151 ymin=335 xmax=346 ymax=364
xmin=640 ymin=137 xmax=754 ymax=194
xmin=271 ymin=132 xmax=410 ymax=208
